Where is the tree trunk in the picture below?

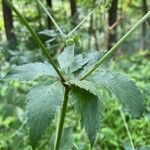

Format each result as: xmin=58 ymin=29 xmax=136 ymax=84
xmin=2 ymin=0 xmax=15 ymax=41
xmin=69 ymin=0 xmax=77 ymax=27
xmin=108 ymin=0 xmax=118 ymax=50
xmin=46 ymin=0 xmax=53 ymax=29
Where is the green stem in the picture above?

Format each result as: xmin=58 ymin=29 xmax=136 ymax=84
xmin=66 ymin=7 xmax=97 ymax=38
xmin=54 ymin=85 xmax=70 ymax=150
xmin=36 ymin=0 xmax=65 ymax=36
xmin=5 ymin=0 xmax=65 ymax=82
xmin=80 ymin=11 xmax=150 ymax=80
xmin=119 ymin=107 xmax=135 ymax=150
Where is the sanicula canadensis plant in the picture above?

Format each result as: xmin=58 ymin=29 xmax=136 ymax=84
xmin=3 ymin=0 xmax=150 ymax=149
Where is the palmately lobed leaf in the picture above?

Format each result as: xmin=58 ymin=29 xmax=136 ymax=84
xmin=26 ymin=81 xmax=64 ymax=147
xmin=70 ymin=81 xmax=102 ymax=147
xmin=87 ymin=69 xmax=144 ymax=118
xmin=4 ymin=62 xmax=57 ymax=81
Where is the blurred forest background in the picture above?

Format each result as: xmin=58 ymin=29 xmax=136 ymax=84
xmin=0 ymin=0 xmax=150 ymax=149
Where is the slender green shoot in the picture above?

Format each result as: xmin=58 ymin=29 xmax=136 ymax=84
xmin=37 ymin=0 xmax=99 ymax=39
xmin=119 ymin=107 xmax=135 ymax=150
xmin=5 ymin=0 xmax=65 ymax=82
xmin=66 ymin=7 xmax=97 ymax=38
xmin=36 ymin=0 xmax=65 ymax=36
xmin=10 ymin=120 xmax=26 ymax=139
xmin=80 ymin=11 xmax=150 ymax=80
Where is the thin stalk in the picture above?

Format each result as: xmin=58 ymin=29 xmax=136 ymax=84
xmin=80 ymin=11 xmax=150 ymax=80
xmin=119 ymin=107 xmax=135 ymax=150
xmin=66 ymin=0 xmax=104 ymax=38
xmin=10 ymin=120 xmax=26 ymax=139
xmin=4 ymin=0 xmax=65 ymax=82
xmin=54 ymin=86 xmax=70 ymax=150
xmin=36 ymin=0 xmax=65 ymax=36
xmin=37 ymin=0 xmax=97 ymax=39
xmin=66 ymin=7 xmax=97 ymax=38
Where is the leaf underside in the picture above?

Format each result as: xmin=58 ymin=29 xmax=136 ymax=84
xmin=87 ymin=69 xmax=144 ymax=118
xmin=26 ymin=82 xmax=64 ymax=147
xmin=4 ymin=62 xmax=57 ymax=81
xmin=69 ymin=54 xmax=89 ymax=73
xmin=71 ymin=85 xmax=102 ymax=147
xmin=58 ymin=45 xmax=75 ymax=73
xmin=73 ymin=51 xmax=107 ymax=77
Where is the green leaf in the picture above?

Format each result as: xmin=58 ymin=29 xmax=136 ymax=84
xmin=58 ymin=45 xmax=75 ymax=73
xmin=85 ymin=51 xmax=106 ymax=65
xmin=74 ymin=51 xmax=107 ymax=77
xmin=4 ymin=62 xmax=57 ymax=81
xmin=50 ymin=127 xmax=73 ymax=150
xmin=71 ymin=84 xmax=102 ymax=147
xmin=88 ymin=69 xmax=144 ymax=118
xmin=26 ymin=82 xmax=64 ymax=147
xmin=69 ymin=54 xmax=89 ymax=73
xmin=69 ymin=79 xmax=101 ymax=98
